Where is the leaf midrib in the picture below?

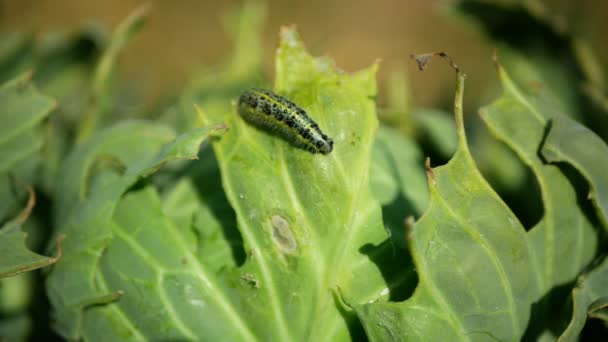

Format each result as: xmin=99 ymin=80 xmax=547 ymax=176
xmin=221 ymin=161 xmax=291 ymax=342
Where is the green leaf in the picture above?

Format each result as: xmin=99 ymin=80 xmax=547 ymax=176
xmin=356 ymin=71 xmax=540 ymax=341
xmin=0 ymin=272 xmax=32 ymax=313
xmin=195 ymin=26 xmax=390 ymax=340
xmin=369 ymin=126 xmax=427 ymax=302
xmin=77 ymin=5 xmax=149 ymax=142
xmin=161 ymin=146 xmax=244 ymax=271
xmin=48 ymin=26 xmax=391 ymax=340
xmin=371 ymin=126 xmax=428 ymax=212
xmin=0 ymin=73 xmax=57 ymax=278
xmin=452 ymin=1 xmax=584 ymax=120
xmin=160 ymin=0 xmax=266 ymax=133
xmin=370 ymin=132 xmax=399 ymax=206
xmin=0 ymin=28 xmax=103 ymax=122
xmin=31 ymin=28 xmax=104 ymax=109
xmin=471 ymin=128 xmax=529 ymax=192
xmin=0 ymin=73 xmax=56 ymax=174
xmin=492 ymin=48 xmax=580 ymax=118
xmin=452 ymin=0 xmax=608 ymax=167
xmin=0 ymin=313 xmax=30 ymax=342
xmin=221 ymin=0 xmax=266 ymax=81
xmin=0 ymin=187 xmax=62 ymax=278
xmin=559 ymin=257 xmax=608 ymax=341
xmin=480 ymin=63 xmax=599 ymax=339
xmin=379 ymin=67 xmax=414 ymax=136
xmin=0 ymin=32 xmax=31 ymax=83
xmin=541 ymin=114 xmax=608 ymax=231
xmin=0 ymin=28 xmax=104 ymax=194
xmin=143 ymin=0 xmax=265 ymax=275
xmin=371 ymin=126 xmax=428 ymax=248
xmin=411 ymin=108 xmax=458 ymax=159
xmin=379 ymin=66 xmax=457 ymax=159
xmin=46 ymin=122 xmax=222 ymax=339
xmin=480 ymin=64 xmax=597 ymax=292
xmin=0 ymin=221 xmax=61 ymax=278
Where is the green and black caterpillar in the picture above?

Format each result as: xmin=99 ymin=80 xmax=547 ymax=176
xmin=237 ymin=88 xmax=334 ymax=154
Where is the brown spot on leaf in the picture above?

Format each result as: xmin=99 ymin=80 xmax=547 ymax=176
xmin=241 ymin=273 xmax=259 ymax=288
xmin=270 ymin=215 xmax=297 ymax=255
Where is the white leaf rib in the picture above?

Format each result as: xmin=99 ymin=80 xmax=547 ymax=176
xmin=112 ymin=223 xmax=258 ymax=341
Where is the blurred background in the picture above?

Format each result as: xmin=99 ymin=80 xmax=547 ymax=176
xmin=3 ymin=0 xmax=607 ymax=111
xmin=1 ymin=2 xmax=608 ymax=340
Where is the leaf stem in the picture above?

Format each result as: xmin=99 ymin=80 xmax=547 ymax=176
xmin=454 ymin=71 xmax=467 ymax=150
xmin=76 ymin=4 xmax=150 ymax=143
xmin=410 ymin=52 xmax=467 ymax=148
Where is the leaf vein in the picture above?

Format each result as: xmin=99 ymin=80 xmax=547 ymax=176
xmin=434 ymin=193 xmax=520 ymax=335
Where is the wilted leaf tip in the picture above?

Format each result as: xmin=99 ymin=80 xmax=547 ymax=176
xmin=424 ymin=157 xmax=436 ymax=186
xmin=411 ymin=52 xmax=460 ymax=74
xmin=411 ymin=53 xmax=433 ymax=71
xmin=0 ymin=234 xmax=65 ymax=278
xmin=491 ymin=52 xmax=513 ymax=89
xmin=491 ymin=51 xmax=514 ymax=89
xmin=14 ymin=183 xmax=35 ymax=225
xmin=49 ymin=234 xmax=66 ymax=265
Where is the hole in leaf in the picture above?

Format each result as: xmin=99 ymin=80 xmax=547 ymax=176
xmin=523 ymin=279 xmax=576 ymax=341
xmin=581 ymin=312 xmax=608 ymax=341
xmin=359 ymin=239 xmax=417 ymax=302
xmin=546 ymin=160 xmax=601 ymax=232
xmin=159 ymin=145 xmax=246 ymax=267
xmin=473 ymin=136 xmax=544 ymax=230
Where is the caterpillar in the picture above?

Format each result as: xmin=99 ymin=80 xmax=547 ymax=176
xmin=237 ymin=88 xmax=334 ymax=154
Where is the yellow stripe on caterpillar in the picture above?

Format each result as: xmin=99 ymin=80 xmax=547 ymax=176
xmin=237 ymin=88 xmax=334 ymax=154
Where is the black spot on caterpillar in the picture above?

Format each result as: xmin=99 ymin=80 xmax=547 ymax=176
xmin=237 ymin=88 xmax=334 ymax=154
